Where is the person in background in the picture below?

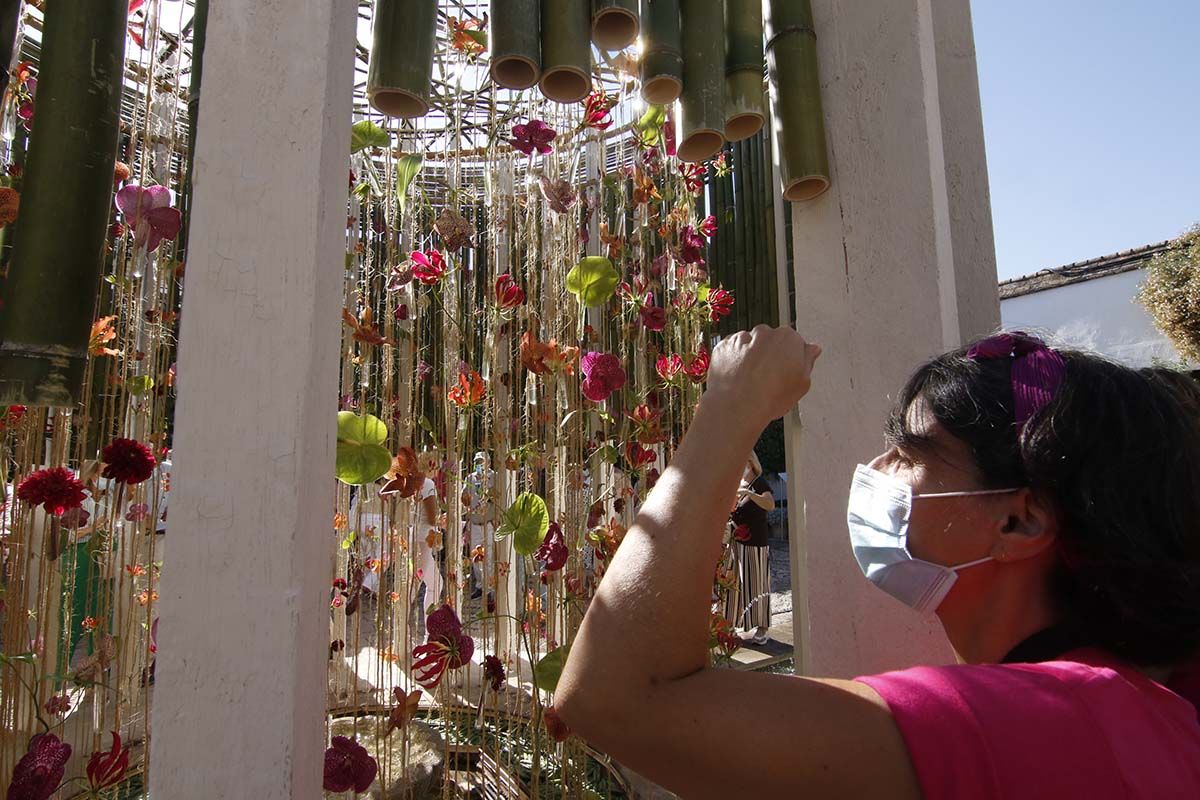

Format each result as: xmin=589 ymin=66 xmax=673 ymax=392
xmin=557 ymin=327 xmax=1200 ymax=798
xmin=724 ymin=451 xmax=775 ymax=644
xmin=461 ymin=451 xmax=495 ymax=600
xmin=413 ymin=474 xmax=442 ymax=614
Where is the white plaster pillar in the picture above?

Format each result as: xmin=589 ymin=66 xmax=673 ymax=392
xmin=150 ymin=1 xmax=357 ymax=796
xmin=784 ymin=0 xmax=999 ymax=678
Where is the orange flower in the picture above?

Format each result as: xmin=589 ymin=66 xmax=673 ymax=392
xmin=124 ymin=564 xmax=147 ymax=578
xmin=520 ymin=331 xmax=579 ymax=376
xmin=136 ymin=589 xmax=159 ymax=606
xmin=333 ymin=512 xmax=348 ymax=530
xmin=448 ymin=369 xmax=487 ymax=408
xmin=471 ymin=545 xmax=486 ymax=563
xmin=0 ymin=187 xmax=20 ymax=227
xmin=633 ymin=170 xmax=660 ymax=206
xmin=425 ymin=529 xmax=444 ymax=550
xmin=387 ymin=591 xmax=400 ymax=603
xmin=342 ymin=307 xmax=391 ymax=347
xmin=89 ymin=316 xmax=120 ymax=357
xmin=599 ymin=222 xmax=624 ymax=261
xmin=82 ymin=616 xmax=98 ymax=631
xmin=448 ymin=16 xmax=486 ymax=57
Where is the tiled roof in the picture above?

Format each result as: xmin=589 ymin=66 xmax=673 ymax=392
xmin=999 ymin=241 xmax=1176 ymax=300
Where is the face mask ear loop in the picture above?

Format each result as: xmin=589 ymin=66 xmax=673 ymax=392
xmin=913 ymin=487 xmax=1021 ymax=499
xmin=951 ymin=555 xmax=994 ymax=572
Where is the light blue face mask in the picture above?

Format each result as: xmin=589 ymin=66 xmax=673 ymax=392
xmin=847 ymin=464 xmax=1019 ymax=614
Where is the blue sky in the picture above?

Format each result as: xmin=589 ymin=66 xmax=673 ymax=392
xmin=971 ymin=0 xmax=1199 ymax=280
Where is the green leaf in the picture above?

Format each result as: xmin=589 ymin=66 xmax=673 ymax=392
xmin=635 ymin=104 xmax=668 ymax=145
xmin=396 ymin=154 xmax=424 ymax=215
xmin=593 ymin=444 xmax=619 ymax=465
xmin=533 ymin=645 xmax=571 ymax=692
xmin=351 ymin=120 xmax=391 ymax=154
xmin=337 ymin=411 xmax=388 ymax=445
xmin=335 ymin=412 xmax=391 ymax=485
xmin=495 ymin=493 xmax=550 ymax=556
xmin=128 ymin=375 xmax=154 ymax=395
xmin=697 ymin=284 xmax=711 ymax=303
xmin=566 ymin=256 xmax=620 ymax=308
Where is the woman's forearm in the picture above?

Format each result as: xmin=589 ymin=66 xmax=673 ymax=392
xmin=557 ymin=391 xmax=760 ymax=724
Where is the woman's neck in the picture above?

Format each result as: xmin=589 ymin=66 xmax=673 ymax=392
xmin=939 ymin=565 xmax=1060 ymax=664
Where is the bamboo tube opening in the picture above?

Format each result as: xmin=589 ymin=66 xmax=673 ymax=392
xmin=491 ymin=56 xmax=541 ymax=90
xmin=677 ymin=130 xmax=724 ymax=163
xmin=592 ymin=8 xmax=639 ymax=51
xmin=369 ymin=87 xmax=431 ymax=119
xmin=784 ymin=174 xmax=830 ymax=202
xmin=642 ymin=75 xmax=682 ymax=105
xmin=539 ymin=67 xmax=591 ymax=103
xmin=724 ymin=111 xmax=764 ymax=142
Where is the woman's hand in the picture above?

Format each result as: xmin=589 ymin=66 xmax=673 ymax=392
xmin=706 ymin=325 xmax=821 ymax=426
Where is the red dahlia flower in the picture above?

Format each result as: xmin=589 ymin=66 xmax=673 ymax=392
xmin=101 ymin=438 xmax=156 ymax=485
xmin=16 ymin=467 xmax=86 ymax=516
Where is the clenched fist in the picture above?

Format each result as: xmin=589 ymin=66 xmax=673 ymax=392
xmin=705 ymin=325 xmax=821 ymax=425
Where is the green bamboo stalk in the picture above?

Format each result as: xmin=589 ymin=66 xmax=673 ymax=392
xmin=765 ymin=0 xmax=830 ymax=201
xmin=0 ymin=1 xmax=127 ymax=407
xmin=0 ymin=0 xmax=22 ymax=100
xmin=677 ymin=0 xmax=726 ymax=163
xmin=367 ymin=0 xmax=438 ymax=118
xmin=640 ymin=0 xmax=682 ymax=105
xmin=539 ymin=0 xmax=592 ymax=103
xmin=723 ymin=0 xmax=765 ymax=142
xmin=490 ymin=0 xmax=542 ymax=90
xmin=592 ymin=0 xmax=639 ymax=52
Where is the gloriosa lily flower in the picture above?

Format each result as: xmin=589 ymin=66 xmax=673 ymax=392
xmin=412 ymin=604 xmax=475 ymax=689
xmin=89 ymin=316 xmax=120 ymax=357
xmin=699 ymin=215 xmax=718 ymax=238
xmin=494 ymin=273 xmax=525 ymax=310
xmin=629 ymin=403 xmax=667 ymax=444
xmin=510 ymin=119 xmax=556 ymax=156
xmin=411 ymin=249 xmax=449 ymax=285
xmin=707 ymin=288 xmax=735 ymax=322
xmin=656 ymin=353 xmax=684 ymax=384
xmin=685 ymin=347 xmax=710 ymax=383
xmin=678 ymin=225 xmax=707 ymax=266
xmin=626 ymin=440 xmax=657 ymax=469
xmin=535 ymin=522 xmax=568 ymax=571
xmin=342 ymin=306 xmax=391 ymax=346
xmin=520 ymin=331 xmax=579 ymax=376
xmin=582 ymin=90 xmax=616 ymax=130
xmin=448 ymin=369 xmax=487 ymax=408
xmin=679 ymin=162 xmax=706 ymax=195
xmin=115 ymin=183 xmax=182 ymax=252
xmin=86 ymin=731 xmax=131 ymax=795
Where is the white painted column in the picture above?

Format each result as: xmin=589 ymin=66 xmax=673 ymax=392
xmin=784 ymin=0 xmax=998 ymax=678
xmin=150 ymin=1 xmax=357 ymax=797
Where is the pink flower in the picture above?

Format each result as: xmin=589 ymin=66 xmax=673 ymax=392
xmin=638 ymin=294 xmax=667 ymax=332
xmin=510 ymin=119 xmax=557 ymax=155
xmin=412 ymin=604 xmax=475 ymax=689
xmin=656 ymin=353 xmax=684 ymax=383
xmin=8 ymin=734 xmax=71 ymax=800
xmin=535 ymin=522 xmax=568 ymax=571
xmin=115 ymin=183 xmax=182 ymax=252
xmin=125 ymin=502 xmax=149 ymax=522
xmin=699 ymin=215 xmax=718 ymax=238
xmin=43 ymin=694 xmax=70 ymax=716
xmin=494 ymin=273 xmax=525 ymax=310
xmin=707 ymin=288 xmax=735 ymax=322
xmin=323 ymin=736 xmax=378 ymax=794
xmin=679 ymin=162 xmax=706 ymax=194
xmin=411 ymin=249 xmax=448 ymax=285
xmin=685 ymin=347 xmax=710 ymax=383
xmin=417 ymin=360 xmax=434 ymax=382
xmin=580 ymin=352 xmax=626 ymax=403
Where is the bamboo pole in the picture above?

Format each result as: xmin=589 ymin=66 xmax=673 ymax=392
xmin=539 ymin=0 xmax=592 ymax=103
xmin=490 ymin=0 xmax=542 ymax=90
xmin=367 ymin=0 xmax=438 ymax=118
xmin=764 ymin=0 xmax=830 ymax=201
xmin=592 ymin=0 xmax=639 ymax=52
xmin=723 ymin=0 xmax=765 ymax=142
xmin=0 ymin=1 xmax=127 ymax=407
xmin=640 ymin=0 xmax=682 ymax=105
xmin=677 ymin=0 xmax=725 ymax=163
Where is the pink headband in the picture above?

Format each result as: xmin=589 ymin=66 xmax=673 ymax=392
xmin=966 ymin=332 xmax=1067 ymax=427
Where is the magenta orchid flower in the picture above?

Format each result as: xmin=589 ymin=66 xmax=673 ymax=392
xmin=580 ymin=352 xmax=627 ymax=403
xmin=115 ymin=183 xmax=182 ymax=252
xmin=510 ymin=120 xmax=557 ymax=156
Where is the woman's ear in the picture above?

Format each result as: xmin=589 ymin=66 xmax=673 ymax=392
xmin=992 ymin=488 xmax=1058 ymax=562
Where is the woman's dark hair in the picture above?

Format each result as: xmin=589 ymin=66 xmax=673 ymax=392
xmin=893 ymin=340 xmax=1200 ymax=666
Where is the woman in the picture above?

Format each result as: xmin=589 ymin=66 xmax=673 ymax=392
xmin=557 ymin=327 xmax=1200 ymax=798
xmin=723 ymin=452 xmax=774 ymax=644
xmin=412 ymin=475 xmax=442 ymax=614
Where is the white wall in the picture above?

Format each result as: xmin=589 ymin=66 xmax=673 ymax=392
xmin=1001 ymin=269 xmax=1181 ymax=367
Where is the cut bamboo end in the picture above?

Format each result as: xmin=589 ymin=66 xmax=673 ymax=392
xmin=368 ymin=87 xmax=430 ymax=119
xmin=724 ymin=111 xmax=764 ymax=142
xmin=677 ymin=130 xmax=725 ymax=163
xmin=592 ymin=8 xmax=640 ymax=50
xmin=539 ymin=67 xmax=592 ymax=103
xmin=784 ymin=174 xmax=830 ymax=202
xmin=642 ymin=74 xmax=682 ymax=105
xmin=491 ymin=56 xmax=541 ymax=90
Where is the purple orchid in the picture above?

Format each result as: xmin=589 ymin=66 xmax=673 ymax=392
xmin=510 ymin=120 xmax=557 ymax=156
xmin=115 ymin=183 xmax=182 ymax=252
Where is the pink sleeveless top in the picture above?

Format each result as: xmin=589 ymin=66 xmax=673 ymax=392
xmin=857 ymin=649 xmax=1200 ymax=799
